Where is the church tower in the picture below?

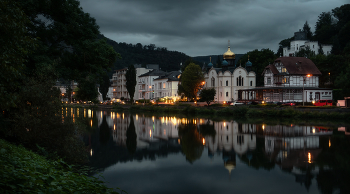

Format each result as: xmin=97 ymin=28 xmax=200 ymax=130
xmin=223 ymin=40 xmax=236 ymax=67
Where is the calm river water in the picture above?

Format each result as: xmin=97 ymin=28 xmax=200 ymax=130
xmin=67 ymin=108 xmax=350 ymax=194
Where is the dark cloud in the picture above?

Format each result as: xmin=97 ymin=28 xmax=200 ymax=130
xmin=79 ymin=0 xmax=348 ymax=56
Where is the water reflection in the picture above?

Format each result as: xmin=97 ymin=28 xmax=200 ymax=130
xmin=62 ymin=109 xmax=350 ymax=193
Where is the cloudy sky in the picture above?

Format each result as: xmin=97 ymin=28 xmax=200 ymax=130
xmin=79 ymin=0 xmax=348 ymax=57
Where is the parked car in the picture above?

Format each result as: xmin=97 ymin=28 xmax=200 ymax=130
xmin=314 ymin=100 xmax=332 ymax=106
xmin=282 ymin=102 xmax=295 ymax=106
xmin=230 ymin=101 xmax=245 ymax=106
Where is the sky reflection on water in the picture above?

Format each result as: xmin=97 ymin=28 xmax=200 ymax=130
xmin=66 ymin=108 xmax=350 ymax=194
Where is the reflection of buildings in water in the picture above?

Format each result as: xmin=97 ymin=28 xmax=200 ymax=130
xmin=338 ymin=127 xmax=350 ymax=135
xmin=262 ymin=124 xmax=332 ymax=168
xmin=205 ymin=121 xmax=257 ymax=176
xmin=205 ymin=121 xmax=256 ymax=155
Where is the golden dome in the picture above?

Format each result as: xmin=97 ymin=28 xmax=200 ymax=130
xmin=223 ymin=46 xmax=235 ymax=59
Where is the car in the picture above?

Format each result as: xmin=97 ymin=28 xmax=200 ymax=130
xmin=282 ymin=102 xmax=295 ymax=106
xmin=230 ymin=101 xmax=245 ymax=106
xmin=314 ymin=100 xmax=332 ymax=106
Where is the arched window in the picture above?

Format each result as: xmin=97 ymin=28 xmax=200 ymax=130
xmin=211 ymin=77 xmax=215 ymax=87
xmin=236 ymin=77 xmax=239 ymax=86
xmin=242 ymin=77 xmax=244 ymax=86
xmin=239 ymin=76 xmax=242 ymax=86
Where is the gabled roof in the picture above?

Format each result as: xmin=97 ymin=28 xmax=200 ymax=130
xmin=276 ymin=57 xmax=321 ymax=75
xmin=153 ymin=71 xmax=181 ymax=81
xmin=139 ymin=69 xmax=165 ymax=77
xmin=263 ymin=57 xmax=322 ymax=76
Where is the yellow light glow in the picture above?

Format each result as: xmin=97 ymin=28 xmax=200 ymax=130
xmin=308 ymin=152 xmax=312 ymax=163
xmin=312 ymin=100 xmax=315 ymax=104
xmin=312 ymin=128 xmax=315 ymax=133
xmin=150 ymin=130 xmax=152 ymax=137
xmin=307 ymin=74 xmax=311 ymax=77
xmin=223 ymin=122 xmax=226 ymax=127
xmin=202 ymin=138 xmax=205 ymax=145
xmin=178 ymin=139 xmax=181 ymax=144
xmin=90 ymin=149 xmax=93 ymax=156
xmin=114 ymin=124 xmax=115 ymax=130
xmin=152 ymin=116 xmax=155 ymax=122
xmin=329 ymin=139 xmax=331 ymax=147
xmin=90 ymin=120 xmax=93 ymax=127
xmin=262 ymin=125 xmax=265 ymax=130
xmin=136 ymin=114 xmax=138 ymax=121
xmin=122 ymin=113 xmax=124 ymax=120
xmin=262 ymin=101 xmax=265 ymax=104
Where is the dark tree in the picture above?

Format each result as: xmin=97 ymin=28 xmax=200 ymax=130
xmin=126 ymin=115 xmax=137 ymax=154
xmin=276 ymin=36 xmax=294 ymax=57
xmin=314 ymin=12 xmax=335 ymax=44
xmin=99 ymin=72 xmax=111 ymax=101
xmin=199 ymin=88 xmax=216 ymax=106
xmin=125 ymin=64 xmax=137 ymax=103
xmin=303 ymin=21 xmax=313 ymax=40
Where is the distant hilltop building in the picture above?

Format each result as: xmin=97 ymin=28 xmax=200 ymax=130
xmin=283 ymin=30 xmax=332 ymax=57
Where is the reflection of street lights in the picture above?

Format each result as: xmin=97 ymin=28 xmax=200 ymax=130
xmin=303 ymin=74 xmax=311 ymax=106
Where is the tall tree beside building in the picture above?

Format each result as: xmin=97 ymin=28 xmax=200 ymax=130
xmin=125 ymin=64 xmax=137 ymax=103
xmin=180 ymin=63 xmax=204 ymax=101
xmin=303 ymin=21 xmax=313 ymax=40
xmin=216 ymin=55 xmax=222 ymax=68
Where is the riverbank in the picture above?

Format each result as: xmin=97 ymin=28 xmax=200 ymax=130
xmin=0 ymin=139 xmax=120 ymax=194
xmin=63 ymin=103 xmax=350 ymax=122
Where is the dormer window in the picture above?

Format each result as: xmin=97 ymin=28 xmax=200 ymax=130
xmin=282 ymin=67 xmax=287 ymax=73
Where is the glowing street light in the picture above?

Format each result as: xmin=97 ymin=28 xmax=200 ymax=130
xmin=303 ymin=74 xmax=312 ymax=106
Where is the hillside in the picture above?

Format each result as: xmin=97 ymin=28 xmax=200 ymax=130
xmin=100 ymin=34 xmax=190 ymax=73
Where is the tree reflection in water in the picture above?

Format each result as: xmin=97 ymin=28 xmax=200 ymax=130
xmin=99 ymin=116 xmax=111 ymax=145
xmin=178 ymin=120 xmax=204 ymax=164
xmin=126 ymin=115 xmax=137 ymax=154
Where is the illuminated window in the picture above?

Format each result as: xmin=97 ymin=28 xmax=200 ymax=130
xmin=282 ymin=67 xmax=286 ymax=72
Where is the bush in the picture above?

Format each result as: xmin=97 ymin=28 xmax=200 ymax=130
xmin=0 ymin=139 xmax=121 ymax=193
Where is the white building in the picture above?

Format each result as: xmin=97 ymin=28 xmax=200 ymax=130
xmin=283 ymin=30 xmax=332 ymax=57
xmin=203 ymin=45 xmax=256 ymax=103
xmin=137 ymin=69 xmax=166 ymax=100
xmin=240 ymin=57 xmax=333 ymax=103
xmin=111 ymin=65 xmax=155 ymax=101
xmin=153 ymin=71 xmax=181 ymax=101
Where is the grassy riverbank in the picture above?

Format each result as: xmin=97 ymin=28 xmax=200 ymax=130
xmin=0 ymin=139 xmax=121 ymax=194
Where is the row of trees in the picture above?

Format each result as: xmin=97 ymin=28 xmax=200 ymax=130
xmin=0 ymin=0 xmax=119 ymax=163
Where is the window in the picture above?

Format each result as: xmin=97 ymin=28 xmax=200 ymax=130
xmin=220 ymin=92 xmax=222 ymax=96
xmin=267 ymin=78 xmax=271 ymax=85
xmin=250 ymin=81 xmax=252 ymax=86
xmin=163 ymin=83 xmax=166 ymax=88
xmin=211 ymin=77 xmax=215 ymax=86
xmin=237 ymin=76 xmax=243 ymax=86
xmin=282 ymin=67 xmax=286 ymax=72
xmin=226 ymin=92 xmax=228 ymax=97
xmin=226 ymin=80 xmax=228 ymax=86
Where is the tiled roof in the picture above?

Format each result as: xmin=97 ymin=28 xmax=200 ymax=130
xmin=275 ymin=57 xmax=322 ymax=76
xmin=139 ymin=69 xmax=166 ymax=77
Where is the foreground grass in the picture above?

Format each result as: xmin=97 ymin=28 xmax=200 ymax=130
xmin=0 ymin=139 xmax=121 ymax=194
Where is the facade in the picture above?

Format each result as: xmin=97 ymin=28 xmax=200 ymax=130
xmin=137 ymin=69 xmax=166 ymax=100
xmin=283 ymin=30 xmax=332 ymax=57
xmin=153 ymin=71 xmax=181 ymax=101
xmin=240 ymin=57 xmax=333 ymax=103
xmin=111 ymin=65 xmax=155 ymax=101
xmin=203 ymin=45 xmax=256 ymax=102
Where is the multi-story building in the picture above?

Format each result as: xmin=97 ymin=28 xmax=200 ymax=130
xmin=137 ymin=69 xmax=166 ymax=100
xmin=153 ymin=71 xmax=181 ymax=101
xmin=283 ymin=30 xmax=332 ymax=57
xmin=111 ymin=65 xmax=155 ymax=101
xmin=203 ymin=45 xmax=256 ymax=102
xmin=240 ymin=57 xmax=333 ymax=103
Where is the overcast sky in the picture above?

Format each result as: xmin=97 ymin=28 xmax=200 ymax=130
xmin=79 ymin=0 xmax=348 ymax=57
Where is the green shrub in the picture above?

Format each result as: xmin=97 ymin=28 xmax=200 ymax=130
xmin=0 ymin=139 xmax=121 ymax=194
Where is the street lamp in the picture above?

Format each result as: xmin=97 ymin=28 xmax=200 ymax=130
xmin=303 ymin=74 xmax=311 ymax=106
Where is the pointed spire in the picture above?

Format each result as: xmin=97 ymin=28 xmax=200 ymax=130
xmin=210 ymin=57 xmax=211 ymax=63
xmin=248 ymin=55 xmax=250 ymax=61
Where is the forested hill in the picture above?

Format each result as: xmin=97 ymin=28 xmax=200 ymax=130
xmin=99 ymin=34 xmax=190 ymax=72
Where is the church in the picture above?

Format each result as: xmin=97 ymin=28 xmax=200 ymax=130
xmin=203 ymin=44 xmax=256 ymax=103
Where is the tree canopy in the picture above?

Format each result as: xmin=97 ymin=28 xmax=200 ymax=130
xmin=179 ymin=63 xmax=204 ymax=100
xmin=199 ymin=88 xmax=216 ymax=106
